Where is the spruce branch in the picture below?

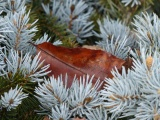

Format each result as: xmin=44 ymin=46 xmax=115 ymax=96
xmin=68 ymin=75 xmax=103 ymax=117
xmin=0 ymin=0 xmax=6 ymax=11
xmin=0 ymin=18 xmax=8 ymax=76
xmin=96 ymin=17 xmax=135 ymax=45
xmin=34 ymin=33 xmax=51 ymax=45
xmin=99 ymin=0 xmax=120 ymax=19
xmin=99 ymin=0 xmax=152 ymax=24
xmin=42 ymin=0 xmax=94 ymax=43
xmin=49 ymin=103 xmax=71 ymax=120
xmin=28 ymin=33 xmax=62 ymax=55
xmin=128 ymin=45 xmax=160 ymax=119
xmin=95 ymin=17 xmax=136 ymax=59
xmin=132 ymin=46 xmax=160 ymax=101
xmin=27 ymin=33 xmax=51 ymax=54
xmin=36 ymin=12 xmax=77 ymax=47
xmin=0 ymin=49 xmax=50 ymax=82
xmin=33 ymin=33 xmax=62 ymax=46
xmin=141 ymin=69 xmax=160 ymax=100
xmin=2 ymin=7 xmax=38 ymax=52
xmin=0 ymin=18 xmax=8 ymax=33
xmin=42 ymin=0 xmax=61 ymax=18
xmin=0 ymin=0 xmax=26 ymax=14
xmin=35 ymin=75 xmax=69 ymax=115
xmin=135 ymin=99 xmax=160 ymax=120
xmin=35 ymin=75 xmax=103 ymax=119
xmin=86 ymin=106 xmax=108 ymax=120
xmin=121 ymin=0 xmax=141 ymax=7
xmin=16 ymin=95 xmax=44 ymax=120
xmin=1 ymin=0 xmax=160 ymax=119
xmin=132 ymin=12 xmax=160 ymax=50
xmin=0 ymin=12 xmax=12 ymax=38
xmin=101 ymin=67 xmax=141 ymax=119
xmin=131 ymin=46 xmax=156 ymax=86
xmin=99 ymin=35 xmax=130 ymax=59
xmin=1 ymin=85 xmax=28 ymax=111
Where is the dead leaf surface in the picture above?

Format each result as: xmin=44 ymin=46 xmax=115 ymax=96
xmin=36 ymin=42 xmax=125 ymax=88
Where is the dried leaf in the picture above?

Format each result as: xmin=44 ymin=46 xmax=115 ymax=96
xmin=35 ymin=42 xmax=125 ymax=88
xmin=43 ymin=116 xmax=49 ymax=120
xmin=73 ymin=117 xmax=86 ymax=120
xmin=123 ymin=57 xmax=133 ymax=70
xmin=82 ymin=45 xmax=103 ymax=50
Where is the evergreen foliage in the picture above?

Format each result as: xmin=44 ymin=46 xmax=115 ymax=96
xmin=1 ymin=0 xmax=160 ymax=120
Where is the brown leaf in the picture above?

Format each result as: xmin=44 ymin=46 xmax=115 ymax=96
xmin=82 ymin=45 xmax=103 ymax=50
xmin=123 ymin=57 xmax=133 ymax=70
xmin=43 ymin=116 xmax=49 ymax=120
xmin=35 ymin=42 xmax=125 ymax=88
